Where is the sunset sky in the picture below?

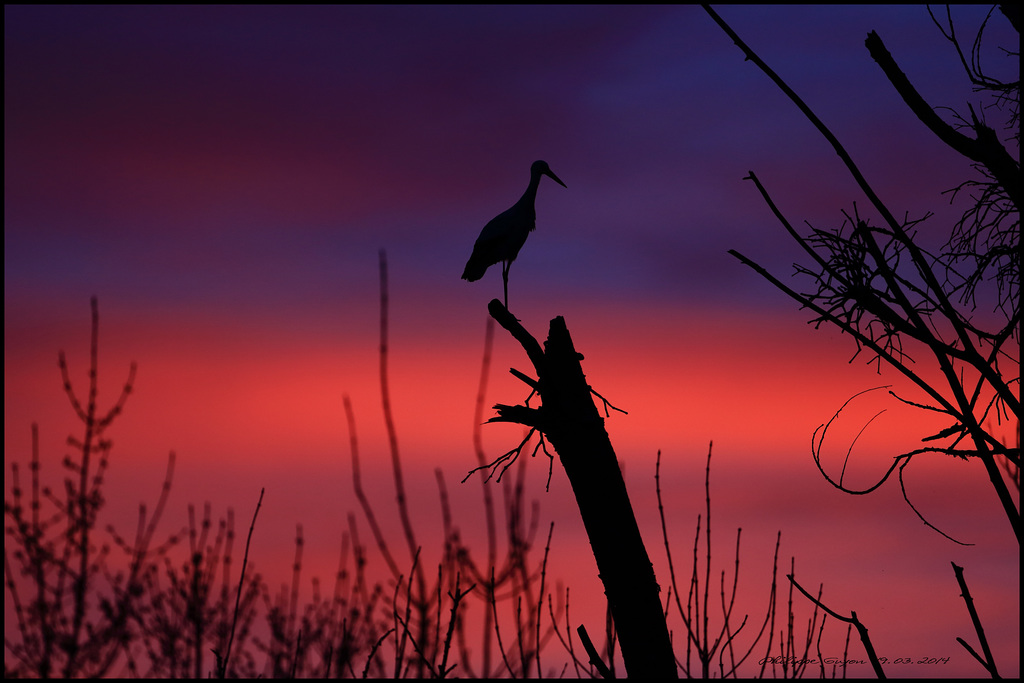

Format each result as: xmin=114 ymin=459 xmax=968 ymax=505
xmin=5 ymin=4 xmax=1019 ymax=677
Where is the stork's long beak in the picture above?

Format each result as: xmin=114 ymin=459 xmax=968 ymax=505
xmin=545 ymin=168 xmax=567 ymax=188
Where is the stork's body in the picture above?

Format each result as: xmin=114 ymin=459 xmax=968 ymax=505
xmin=462 ymin=160 xmax=566 ymax=309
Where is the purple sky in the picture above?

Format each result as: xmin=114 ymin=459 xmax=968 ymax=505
xmin=5 ymin=4 xmax=1019 ymax=678
xmin=7 ymin=4 xmax=1002 ymax=314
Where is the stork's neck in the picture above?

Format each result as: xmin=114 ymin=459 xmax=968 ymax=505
xmin=518 ymin=170 xmax=543 ymax=206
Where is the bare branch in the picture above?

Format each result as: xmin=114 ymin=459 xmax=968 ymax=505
xmin=709 ymin=4 xmax=1020 ymax=541
xmin=576 ymin=624 xmax=613 ymax=679
xmin=786 ymin=575 xmax=887 ymax=678
xmin=951 ymin=562 xmax=1001 ymax=677
xmin=865 ymin=30 xmax=1021 ymax=208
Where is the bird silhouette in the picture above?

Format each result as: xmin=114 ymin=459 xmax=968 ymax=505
xmin=462 ymin=160 xmax=567 ymax=310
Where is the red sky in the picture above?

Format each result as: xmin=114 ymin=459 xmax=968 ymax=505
xmin=5 ymin=5 xmax=1019 ymax=678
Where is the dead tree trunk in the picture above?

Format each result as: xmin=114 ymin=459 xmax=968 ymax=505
xmin=485 ymin=299 xmax=677 ymax=679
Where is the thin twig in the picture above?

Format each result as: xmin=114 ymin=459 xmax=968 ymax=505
xmin=220 ymin=487 xmax=264 ymax=678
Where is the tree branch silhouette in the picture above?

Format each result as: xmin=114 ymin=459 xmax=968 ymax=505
xmin=951 ymin=562 xmax=1001 ymax=677
xmin=787 ymin=575 xmax=887 ymax=678
xmin=705 ymin=4 xmax=1020 ymax=543
xmin=472 ymin=298 xmax=678 ymax=678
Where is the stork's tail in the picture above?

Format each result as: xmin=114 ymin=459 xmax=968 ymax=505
xmin=461 ymin=259 xmax=488 ymax=282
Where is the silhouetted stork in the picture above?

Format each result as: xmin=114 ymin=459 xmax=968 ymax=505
xmin=461 ymin=160 xmax=566 ymax=310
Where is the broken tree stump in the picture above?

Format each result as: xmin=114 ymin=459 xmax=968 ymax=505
xmin=485 ymin=299 xmax=677 ymax=679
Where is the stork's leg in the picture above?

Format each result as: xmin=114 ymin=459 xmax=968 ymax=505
xmin=502 ymin=260 xmax=510 ymax=310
